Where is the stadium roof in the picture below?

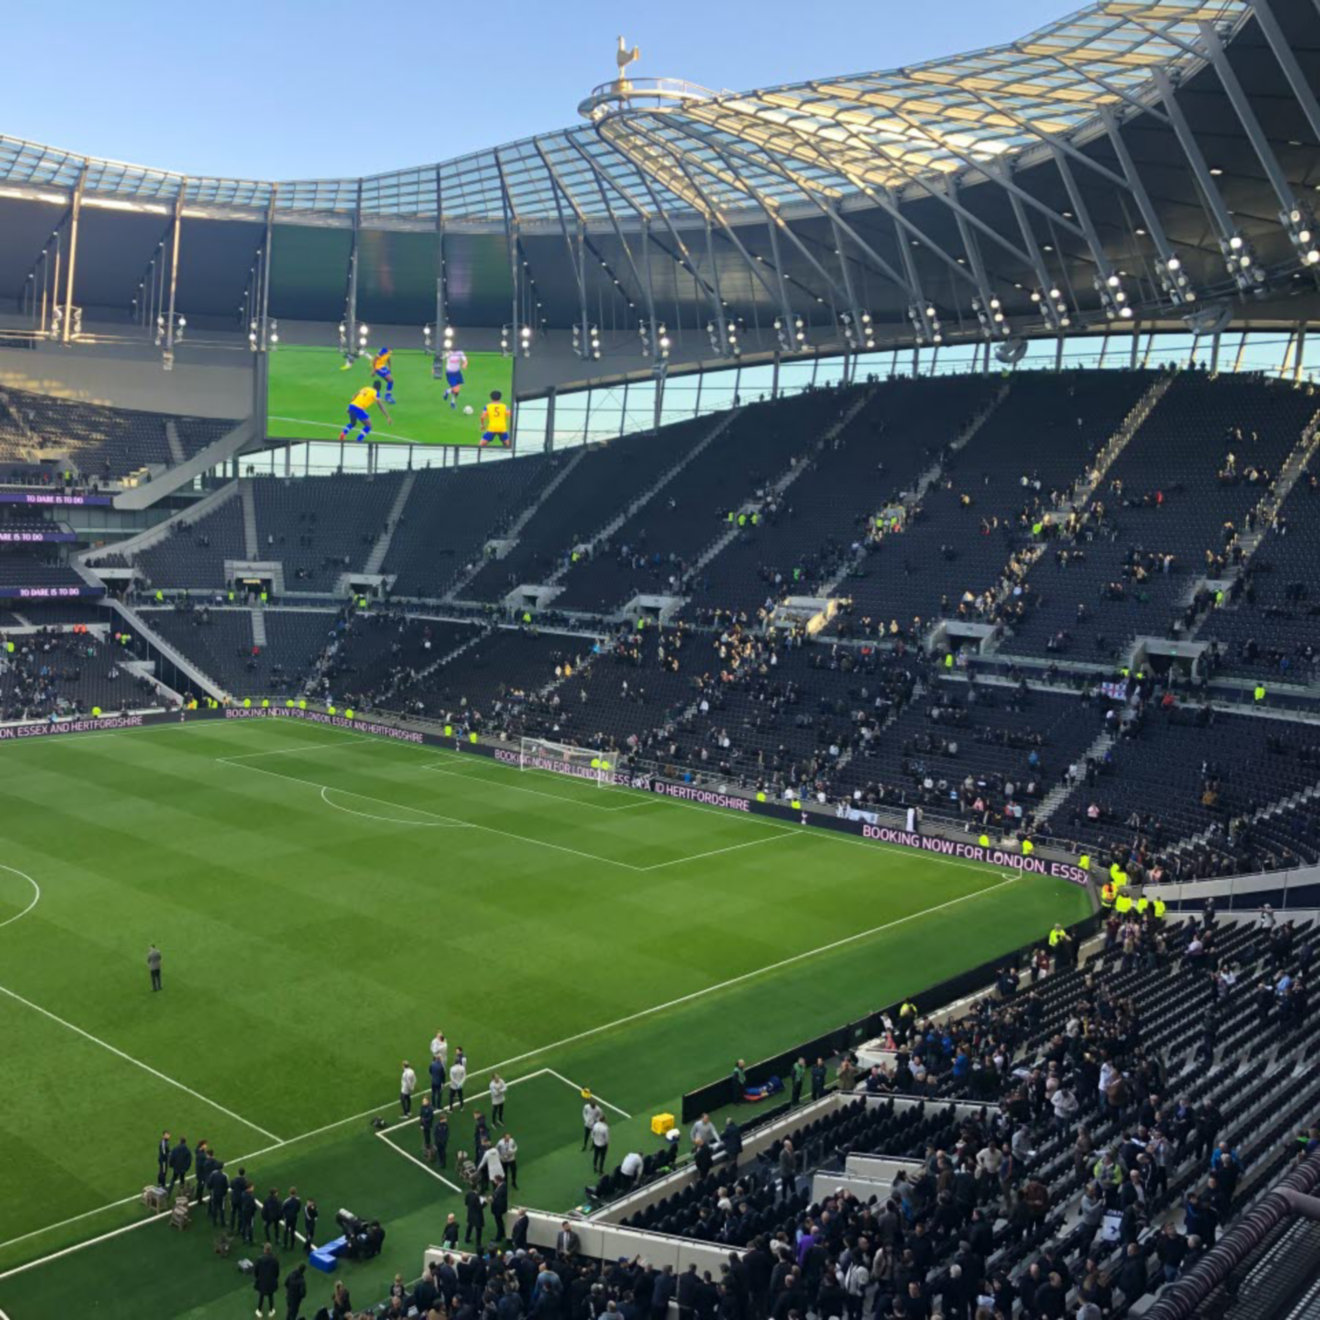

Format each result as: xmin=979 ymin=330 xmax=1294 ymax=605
xmin=0 ymin=1 xmax=1250 ymax=225
xmin=2 ymin=0 xmax=1319 ymax=355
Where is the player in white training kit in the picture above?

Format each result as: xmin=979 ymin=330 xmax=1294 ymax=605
xmin=442 ymin=350 xmax=468 ymax=409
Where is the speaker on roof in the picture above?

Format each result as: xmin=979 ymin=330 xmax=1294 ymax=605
xmin=994 ymin=337 xmax=1027 ymax=365
xmin=1183 ymin=303 xmax=1232 ymax=336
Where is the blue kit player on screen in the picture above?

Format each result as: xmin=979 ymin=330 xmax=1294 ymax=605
xmin=442 ymin=347 xmax=468 ymax=409
xmin=372 ymin=347 xmax=395 ymax=403
xmin=339 ymin=382 xmax=391 ymax=442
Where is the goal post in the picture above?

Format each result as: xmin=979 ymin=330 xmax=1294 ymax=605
xmin=517 ymin=736 xmax=615 ymax=786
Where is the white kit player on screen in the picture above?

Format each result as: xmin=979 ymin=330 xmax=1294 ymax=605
xmin=442 ymin=348 xmax=469 ymax=410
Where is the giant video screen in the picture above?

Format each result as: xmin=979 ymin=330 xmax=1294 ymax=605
xmin=266 ymin=345 xmax=514 ymax=449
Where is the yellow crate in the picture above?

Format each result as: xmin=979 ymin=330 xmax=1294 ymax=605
xmin=651 ymin=1112 xmax=675 ymax=1137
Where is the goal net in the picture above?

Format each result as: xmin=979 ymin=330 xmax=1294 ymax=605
xmin=518 ymin=736 xmax=615 ymax=786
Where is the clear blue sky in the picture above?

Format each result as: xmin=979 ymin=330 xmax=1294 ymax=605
xmin=6 ymin=1 xmax=1071 ymax=179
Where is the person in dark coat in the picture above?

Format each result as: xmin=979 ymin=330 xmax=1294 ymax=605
xmin=511 ymin=1206 xmax=530 ymax=1251
xmin=156 ymin=1130 xmax=171 ymax=1186
xmin=491 ymin=1175 xmax=509 ymax=1241
xmin=284 ymin=1263 xmax=307 ymax=1320
xmin=433 ymin=1113 xmax=450 ymax=1168
xmin=465 ymin=1188 xmax=486 ymax=1248
xmin=206 ymin=1161 xmax=229 ymax=1226
xmin=239 ymin=1184 xmax=258 ymax=1243
xmin=262 ymin=1187 xmax=282 ymax=1241
xmin=651 ymin=1265 xmax=677 ymax=1320
xmin=1115 ymin=1243 xmax=1147 ymax=1303
xmin=677 ymin=1264 xmax=701 ymax=1320
xmin=281 ymin=1187 xmax=301 ymax=1248
xmin=722 ymin=1120 xmax=743 ymax=1176
xmin=166 ymin=1137 xmax=192 ymax=1197
xmin=810 ymin=1059 xmax=827 ymax=1101
xmin=694 ymin=1139 xmax=713 ymax=1181
xmin=228 ymin=1167 xmax=249 ymax=1230
xmin=192 ymin=1143 xmax=212 ymax=1206
xmin=254 ymin=1242 xmax=280 ymax=1316
xmin=303 ymin=1198 xmax=318 ymax=1252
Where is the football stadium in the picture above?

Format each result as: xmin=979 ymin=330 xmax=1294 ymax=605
xmin=2 ymin=3 xmax=1320 ymax=1318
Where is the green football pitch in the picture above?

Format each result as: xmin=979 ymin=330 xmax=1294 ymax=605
xmin=0 ymin=718 xmax=1091 ymax=1316
xmin=266 ymin=346 xmax=514 ymax=447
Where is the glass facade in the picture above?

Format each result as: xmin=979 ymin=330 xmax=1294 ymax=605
xmin=229 ymin=329 xmax=1311 ymax=478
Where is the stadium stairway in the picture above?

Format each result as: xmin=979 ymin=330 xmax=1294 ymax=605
xmin=540 ymin=407 xmax=742 ymax=592
xmin=108 ymin=599 xmax=226 ymax=702
xmin=240 ymin=478 xmax=259 ymax=558
xmin=364 ymin=469 xmax=417 ymax=576
xmin=1167 ymin=776 xmax=1320 ymax=865
xmin=1068 ymin=371 xmax=1175 ymax=510
xmin=1187 ymin=409 xmax=1320 ymax=644
xmin=815 ymin=380 xmax=1008 ymax=602
xmin=79 ymin=480 xmax=241 ymax=572
xmin=686 ymin=386 xmax=879 ymax=590
xmin=113 ymin=417 xmax=257 ymax=513
xmin=1033 ymin=726 xmax=1117 ymax=828
xmin=250 ymin=606 xmax=267 ymax=649
xmin=444 ymin=447 xmax=588 ymax=601
xmin=164 ymin=419 xmax=186 ymax=467
xmin=375 ymin=620 xmax=488 ymax=699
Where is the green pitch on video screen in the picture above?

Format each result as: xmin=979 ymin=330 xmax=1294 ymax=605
xmin=266 ymin=346 xmax=514 ymax=448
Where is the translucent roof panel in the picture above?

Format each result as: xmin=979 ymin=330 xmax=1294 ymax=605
xmin=0 ymin=0 xmax=1248 ymax=225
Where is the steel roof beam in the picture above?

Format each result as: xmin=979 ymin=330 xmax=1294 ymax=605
xmin=1193 ymin=18 xmax=1301 ymax=214
xmin=1049 ymin=145 xmax=1116 ymax=281
xmin=630 ymin=165 xmax=728 ymax=339
xmin=534 ymin=142 xmax=592 ymax=349
xmin=659 ymin=109 xmax=972 ymax=295
xmin=1248 ymin=0 xmax=1320 ymax=152
xmin=993 ymin=167 xmax=1071 ymax=319
xmin=756 ymin=93 xmax=1092 ymax=249
xmin=948 ymin=177 xmax=1006 ymax=334
xmin=629 ymin=119 xmax=847 ymax=318
xmin=566 ymin=137 xmax=661 ymax=341
xmin=618 ymin=121 xmax=803 ymax=321
xmin=905 ymin=76 xmax=1132 ymax=196
xmin=1150 ymin=67 xmax=1237 ymax=241
xmin=625 ymin=111 xmax=913 ymax=304
xmin=1098 ymin=107 xmax=1177 ymax=260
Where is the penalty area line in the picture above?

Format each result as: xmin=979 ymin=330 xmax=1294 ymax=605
xmin=464 ymin=875 xmax=1019 ymax=1080
xmin=544 ymin=1068 xmax=631 ymax=1119
xmin=375 ymin=1129 xmax=466 ymax=1195
xmin=0 ymin=982 xmax=281 ymax=1144
xmin=0 ymin=878 xmax=1015 ymax=1277
xmin=218 ymin=756 xmax=645 ymax=872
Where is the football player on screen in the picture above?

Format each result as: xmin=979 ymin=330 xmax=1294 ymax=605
xmin=339 ymin=381 xmax=392 ymax=443
xmin=442 ymin=347 xmax=468 ymax=410
xmin=372 ymin=346 xmax=396 ymax=403
xmin=479 ymin=390 xmax=511 ymax=448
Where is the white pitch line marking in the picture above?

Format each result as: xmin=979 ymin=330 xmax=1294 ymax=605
xmin=461 ymin=875 xmax=1019 ymax=1078
xmin=319 ymin=785 xmax=471 ymax=829
xmin=421 ymin=759 xmax=661 ymax=813
xmin=0 ymin=877 xmax=1016 ymax=1274
xmin=544 ymin=1069 xmax=632 ymax=1119
xmin=218 ymin=756 xmax=645 ymax=872
xmin=268 ymin=416 xmax=431 ymax=445
xmin=375 ymin=1129 xmax=466 ymax=1193
xmin=375 ymin=1069 xmax=547 ymax=1138
xmin=0 ymin=983 xmax=282 ymax=1144
xmin=0 ymin=864 xmax=40 ymax=930
xmin=637 ymin=831 xmax=792 ymax=871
